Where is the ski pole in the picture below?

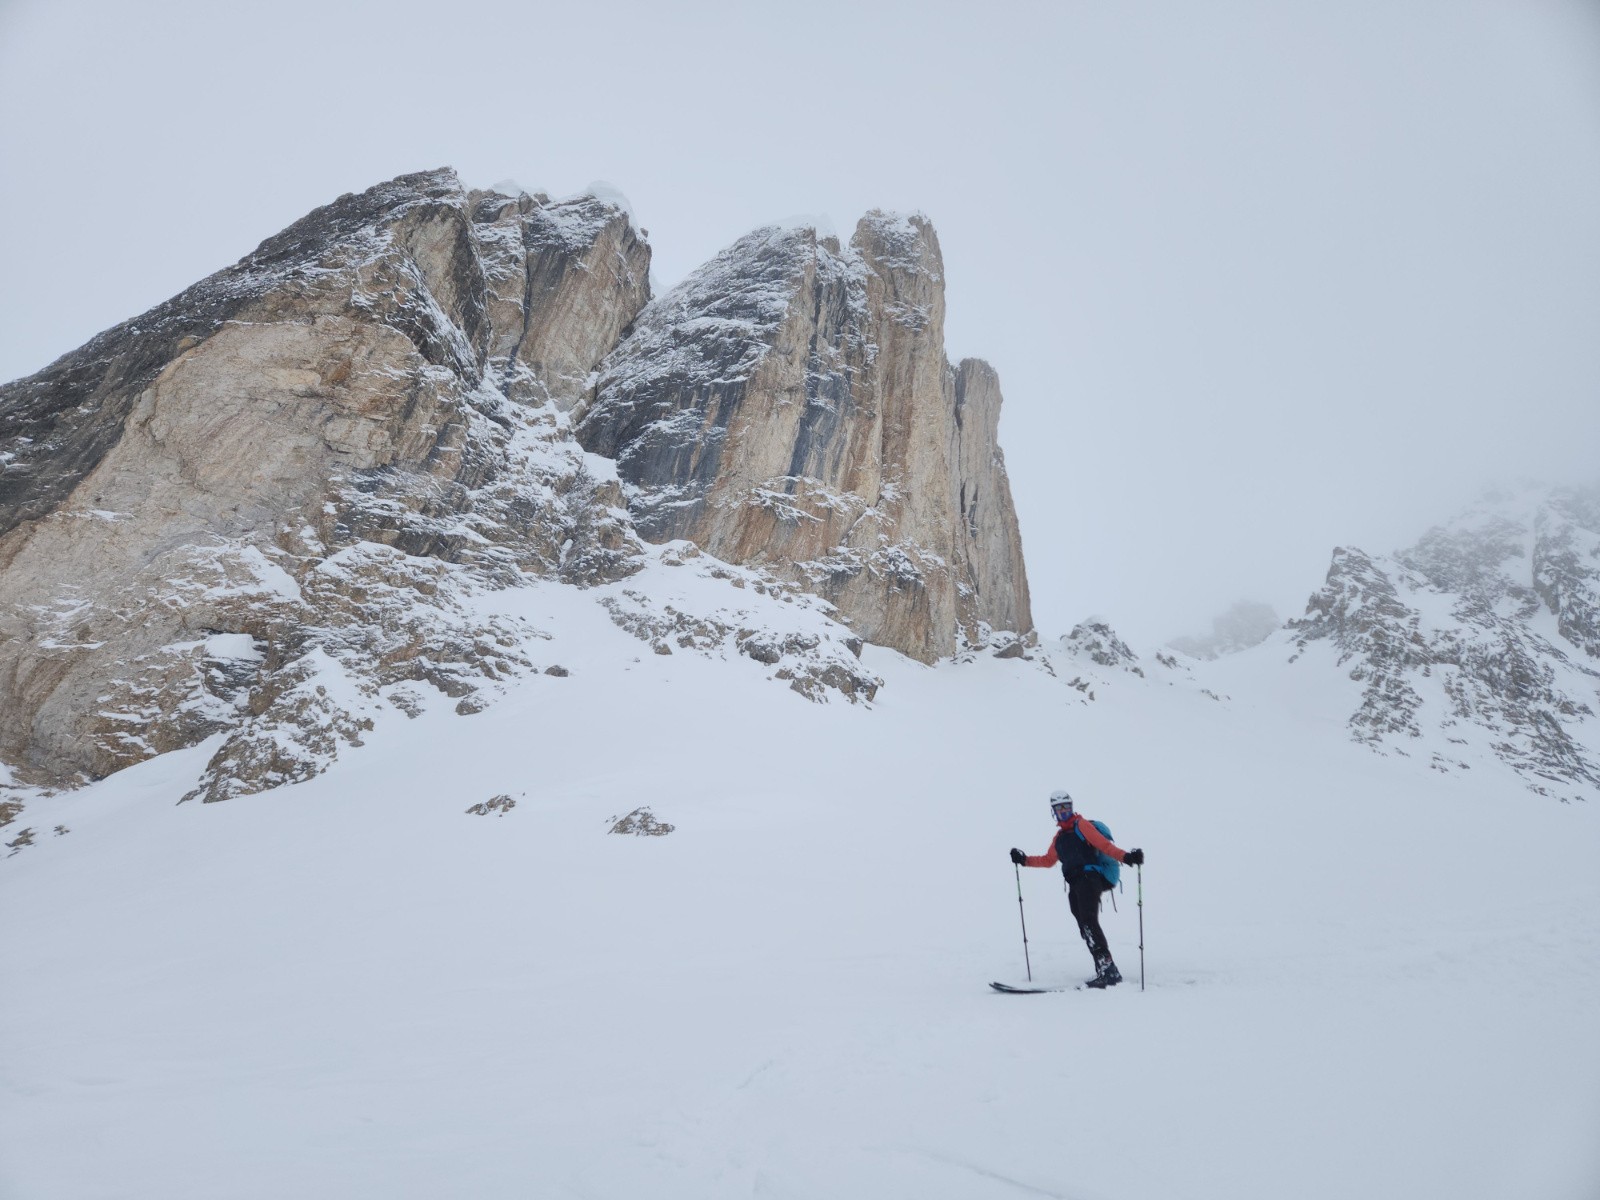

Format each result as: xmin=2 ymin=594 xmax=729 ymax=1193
xmin=1013 ymin=862 xmax=1033 ymax=982
xmin=1137 ymin=863 xmax=1145 ymax=992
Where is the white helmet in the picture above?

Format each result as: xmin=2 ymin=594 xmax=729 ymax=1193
xmin=1049 ymin=790 xmax=1074 ymax=820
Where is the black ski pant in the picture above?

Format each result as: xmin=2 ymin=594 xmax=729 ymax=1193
xmin=1066 ymin=870 xmax=1115 ymax=971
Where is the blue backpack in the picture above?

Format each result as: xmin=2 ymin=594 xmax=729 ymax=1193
xmin=1082 ymin=819 xmax=1120 ymax=887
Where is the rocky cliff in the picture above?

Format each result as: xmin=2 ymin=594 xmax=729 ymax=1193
xmin=576 ymin=215 xmax=1031 ymax=662
xmin=0 ymin=170 xmax=1029 ymax=799
xmin=0 ymin=168 xmax=661 ymax=796
xmin=1287 ymin=485 xmax=1600 ymax=801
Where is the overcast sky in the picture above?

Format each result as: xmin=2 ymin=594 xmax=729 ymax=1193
xmin=3 ymin=0 xmax=1598 ymax=645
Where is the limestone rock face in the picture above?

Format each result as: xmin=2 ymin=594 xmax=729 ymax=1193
xmin=0 ymin=168 xmax=651 ymax=794
xmin=577 ymin=214 xmax=1032 ymax=662
xmin=950 ymin=358 xmax=1031 ymax=642
xmin=468 ymin=188 xmax=650 ymax=408
xmin=0 ymin=173 xmax=1031 ymax=803
xmin=1287 ymin=485 xmax=1600 ymax=801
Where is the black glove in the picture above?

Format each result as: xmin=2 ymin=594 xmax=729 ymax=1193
xmin=1009 ymin=847 xmax=1027 ymax=866
xmin=1124 ymin=848 xmax=1145 ymax=866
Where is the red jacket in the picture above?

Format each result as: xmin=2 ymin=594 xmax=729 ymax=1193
xmin=1022 ymin=813 xmax=1128 ymax=869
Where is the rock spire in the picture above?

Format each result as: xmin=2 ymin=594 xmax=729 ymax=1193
xmin=578 ymin=213 xmax=1031 ymax=662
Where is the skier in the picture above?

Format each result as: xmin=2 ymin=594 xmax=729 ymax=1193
xmin=1009 ymin=791 xmax=1144 ymax=988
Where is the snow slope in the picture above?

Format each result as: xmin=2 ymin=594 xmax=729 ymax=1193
xmin=2 ymin=578 xmax=1598 ymax=1200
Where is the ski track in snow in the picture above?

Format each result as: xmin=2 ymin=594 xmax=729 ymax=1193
xmin=1 ymin=586 xmax=1598 ymax=1200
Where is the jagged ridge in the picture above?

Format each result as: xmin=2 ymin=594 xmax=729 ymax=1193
xmin=1288 ymin=485 xmax=1600 ymax=801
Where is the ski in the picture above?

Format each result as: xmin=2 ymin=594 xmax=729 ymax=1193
xmin=990 ymin=980 xmax=1079 ymax=994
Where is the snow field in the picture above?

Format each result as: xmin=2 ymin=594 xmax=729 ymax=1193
xmin=2 ymin=583 xmax=1598 ymax=1199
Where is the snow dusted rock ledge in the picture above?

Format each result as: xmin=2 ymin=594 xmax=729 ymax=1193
xmin=595 ymin=542 xmax=880 ymax=703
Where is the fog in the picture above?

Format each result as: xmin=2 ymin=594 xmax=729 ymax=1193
xmin=3 ymin=0 xmax=1597 ymax=645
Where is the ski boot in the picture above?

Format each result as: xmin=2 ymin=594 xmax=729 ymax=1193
xmin=1084 ymin=961 xmax=1122 ymax=989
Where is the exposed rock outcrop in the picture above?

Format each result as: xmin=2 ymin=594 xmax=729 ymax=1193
xmin=1288 ymin=485 xmax=1600 ymax=801
xmin=576 ymin=214 xmax=1032 ymax=662
xmin=595 ymin=543 xmax=880 ymax=703
xmin=0 ymin=168 xmax=652 ymax=795
xmin=1061 ymin=618 xmax=1142 ymax=672
xmin=609 ymin=806 xmax=674 ymax=836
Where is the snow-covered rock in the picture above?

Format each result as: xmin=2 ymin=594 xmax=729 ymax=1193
xmin=1287 ymin=484 xmax=1600 ymax=801
xmin=592 ymin=543 xmax=880 ymax=703
xmin=1060 ymin=618 xmax=1142 ymax=672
